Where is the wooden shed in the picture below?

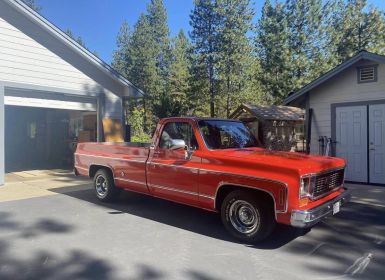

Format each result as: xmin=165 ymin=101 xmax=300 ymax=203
xmin=230 ymin=104 xmax=305 ymax=152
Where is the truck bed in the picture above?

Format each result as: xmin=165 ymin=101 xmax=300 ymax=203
xmin=74 ymin=142 xmax=151 ymax=193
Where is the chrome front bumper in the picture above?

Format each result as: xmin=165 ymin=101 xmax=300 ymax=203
xmin=290 ymin=189 xmax=351 ymax=228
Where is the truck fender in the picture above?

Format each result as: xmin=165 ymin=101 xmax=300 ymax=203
xmin=214 ymin=182 xmax=287 ymax=219
xmin=89 ymin=164 xmax=114 ymax=179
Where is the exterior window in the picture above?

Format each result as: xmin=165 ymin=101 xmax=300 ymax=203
xmin=159 ymin=122 xmax=199 ymax=150
xmin=198 ymin=120 xmax=258 ymax=150
xmin=357 ymin=65 xmax=377 ymax=83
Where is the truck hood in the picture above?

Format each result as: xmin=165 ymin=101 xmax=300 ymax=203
xmin=212 ymin=148 xmax=345 ymax=175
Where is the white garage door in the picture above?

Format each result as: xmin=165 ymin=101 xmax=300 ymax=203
xmin=4 ymin=88 xmax=97 ymax=111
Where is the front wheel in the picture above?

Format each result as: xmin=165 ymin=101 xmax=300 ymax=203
xmin=221 ymin=190 xmax=276 ymax=243
xmin=93 ymin=169 xmax=120 ymax=202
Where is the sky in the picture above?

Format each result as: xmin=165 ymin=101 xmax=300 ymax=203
xmin=35 ymin=0 xmax=385 ymax=65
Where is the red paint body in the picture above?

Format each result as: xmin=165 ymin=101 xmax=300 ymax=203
xmin=75 ymin=117 xmax=347 ymax=226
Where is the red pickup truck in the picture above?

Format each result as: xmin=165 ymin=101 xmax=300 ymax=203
xmin=75 ymin=117 xmax=351 ymax=243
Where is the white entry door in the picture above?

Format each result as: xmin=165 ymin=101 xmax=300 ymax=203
xmin=369 ymin=104 xmax=385 ymax=184
xmin=336 ymin=106 xmax=368 ymax=183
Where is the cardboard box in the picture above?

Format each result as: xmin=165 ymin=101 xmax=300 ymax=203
xmin=83 ymin=114 xmax=97 ymax=131
xmin=78 ymin=130 xmax=96 ymax=143
xmin=102 ymin=118 xmax=124 ymax=142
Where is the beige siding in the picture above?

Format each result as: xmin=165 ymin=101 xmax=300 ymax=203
xmin=0 ymin=17 xmax=123 ymax=118
xmin=309 ymin=60 xmax=385 ymax=154
xmin=0 ymin=18 xmax=100 ymax=93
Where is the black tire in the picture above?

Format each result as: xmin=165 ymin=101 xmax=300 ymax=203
xmin=221 ymin=190 xmax=276 ymax=243
xmin=93 ymin=169 xmax=120 ymax=202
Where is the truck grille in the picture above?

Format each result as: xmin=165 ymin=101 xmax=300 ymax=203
xmin=312 ymin=169 xmax=345 ymax=198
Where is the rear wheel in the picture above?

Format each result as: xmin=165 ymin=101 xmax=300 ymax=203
xmin=221 ymin=190 xmax=276 ymax=243
xmin=93 ymin=169 xmax=120 ymax=202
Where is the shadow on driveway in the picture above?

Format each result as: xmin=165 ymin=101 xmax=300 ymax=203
xmin=50 ymin=187 xmax=312 ymax=249
xmin=49 ymin=186 xmax=385 ymax=279
xmin=1 ymin=183 xmax=385 ymax=279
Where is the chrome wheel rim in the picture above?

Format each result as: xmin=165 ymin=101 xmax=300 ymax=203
xmin=229 ymin=200 xmax=259 ymax=234
xmin=95 ymin=175 xmax=108 ymax=197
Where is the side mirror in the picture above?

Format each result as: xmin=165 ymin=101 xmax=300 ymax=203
xmin=168 ymin=139 xmax=186 ymax=150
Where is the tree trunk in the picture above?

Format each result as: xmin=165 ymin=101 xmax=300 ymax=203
xmin=143 ymin=97 xmax=147 ymax=134
xmin=226 ymin=76 xmax=231 ymax=118
xmin=209 ymin=58 xmax=215 ymax=117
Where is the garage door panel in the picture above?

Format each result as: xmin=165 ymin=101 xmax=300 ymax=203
xmin=5 ymin=96 xmax=96 ymax=111
xmin=4 ymin=88 xmax=97 ymax=111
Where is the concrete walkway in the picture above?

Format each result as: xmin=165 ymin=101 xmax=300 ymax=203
xmin=346 ymin=183 xmax=385 ymax=208
xmin=0 ymin=170 xmax=90 ymax=203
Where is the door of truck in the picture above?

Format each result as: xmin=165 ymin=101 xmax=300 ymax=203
xmin=147 ymin=120 xmax=201 ymax=206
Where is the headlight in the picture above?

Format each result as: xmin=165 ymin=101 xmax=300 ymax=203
xmin=300 ymin=175 xmax=315 ymax=198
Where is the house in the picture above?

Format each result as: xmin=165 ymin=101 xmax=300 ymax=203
xmin=230 ymin=103 xmax=305 ymax=152
xmin=285 ymin=51 xmax=385 ymax=185
xmin=0 ymin=0 xmax=143 ymax=185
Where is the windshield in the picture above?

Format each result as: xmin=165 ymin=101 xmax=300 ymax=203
xmin=198 ymin=120 xmax=258 ymax=150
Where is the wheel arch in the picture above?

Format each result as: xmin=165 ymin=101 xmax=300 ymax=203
xmin=89 ymin=164 xmax=114 ymax=179
xmin=214 ymin=183 xmax=278 ymax=219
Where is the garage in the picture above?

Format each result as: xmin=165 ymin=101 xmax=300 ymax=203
xmin=3 ymin=86 xmax=100 ymax=172
xmin=4 ymin=87 xmax=98 ymax=172
xmin=0 ymin=0 xmax=143 ymax=185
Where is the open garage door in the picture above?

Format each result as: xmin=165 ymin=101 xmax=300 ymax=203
xmin=3 ymin=87 xmax=99 ymax=172
xmin=5 ymin=106 xmax=97 ymax=172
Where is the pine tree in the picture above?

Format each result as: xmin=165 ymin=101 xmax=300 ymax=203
xmin=256 ymin=0 xmax=292 ymax=103
xmin=190 ymin=0 xmax=221 ymax=117
xmin=112 ymin=1 xmax=174 ymax=132
xmin=147 ymin=0 xmax=172 ymax=85
xmin=216 ymin=0 xmax=254 ymax=117
xmin=144 ymin=0 xmax=176 ymax=120
xmin=285 ymin=0 xmax=330 ymax=88
xmin=64 ymin=29 xmax=86 ymax=48
xmin=168 ymin=29 xmax=192 ymax=116
xmin=22 ymin=0 xmax=41 ymax=12
xmin=331 ymin=0 xmax=385 ymax=61
xmin=256 ymin=0 xmax=332 ymax=103
xmin=112 ymin=21 xmax=131 ymax=77
xmin=127 ymin=14 xmax=160 ymax=132
xmin=64 ymin=29 xmax=98 ymax=56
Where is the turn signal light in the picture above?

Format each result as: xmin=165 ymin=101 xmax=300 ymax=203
xmin=299 ymin=197 xmax=309 ymax=207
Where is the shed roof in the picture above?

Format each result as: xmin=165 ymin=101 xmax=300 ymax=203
xmin=230 ymin=104 xmax=305 ymax=121
xmin=284 ymin=51 xmax=385 ymax=105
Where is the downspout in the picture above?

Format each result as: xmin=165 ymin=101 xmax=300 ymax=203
xmin=306 ymin=108 xmax=313 ymax=154
xmin=97 ymin=92 xmax=105 ymax=143
xmin=305 ymin=92 xmax=312 ymax=154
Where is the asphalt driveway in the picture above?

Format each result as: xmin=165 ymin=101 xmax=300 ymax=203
xmin=0 ymin=171 xmax=384 ymax=280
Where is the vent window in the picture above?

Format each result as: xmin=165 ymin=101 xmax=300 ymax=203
xmin=357 ymin=65 xmax=377 ymax=83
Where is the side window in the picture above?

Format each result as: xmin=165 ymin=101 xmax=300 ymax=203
xmin=159 ymin=122 xmax=199 ymax=150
